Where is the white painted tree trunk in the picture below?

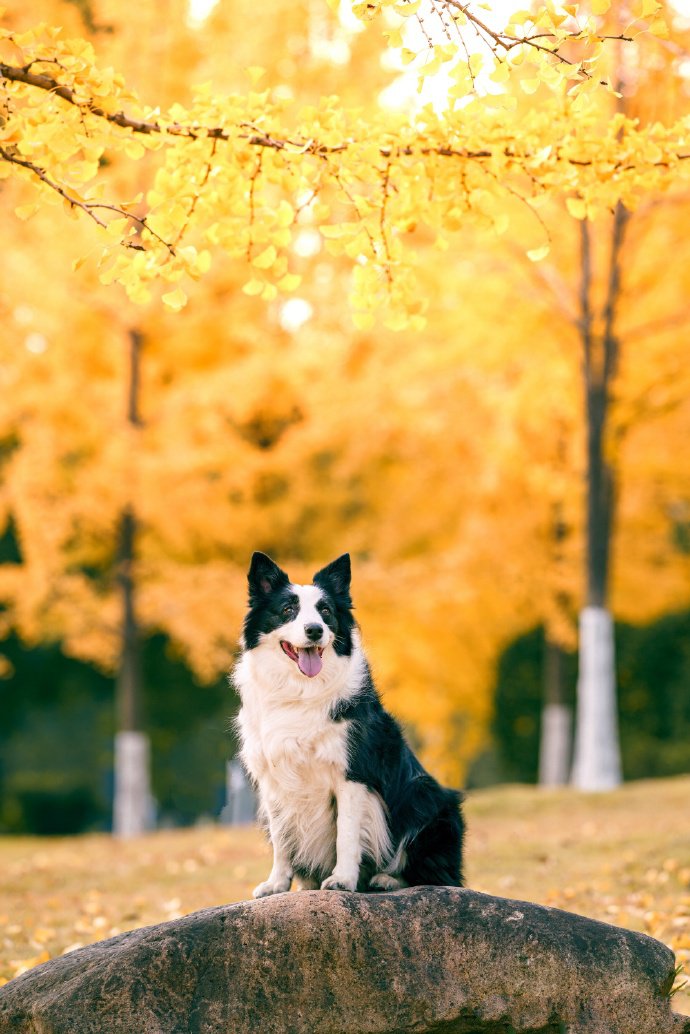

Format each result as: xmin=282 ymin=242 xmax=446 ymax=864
xmin=538 ymin=704 xmax=572 ymax=787
xmin=571 ymin=607 xmax=622 ymax=791
xmin=219 ymin=760 xmax=256 ymax=825
xmin=113 ymin=730 xmax=154 ymax=837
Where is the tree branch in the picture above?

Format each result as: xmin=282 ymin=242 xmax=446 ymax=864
xmin=434 ymin=0 xmax=634 ymax=77
xmin=0 ymin=144 xmax=174 ymax=253
xmin=3 ymin=60 xmax=689 ymax=174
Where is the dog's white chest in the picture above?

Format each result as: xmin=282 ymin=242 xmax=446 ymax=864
xmin=238 ymin=698 xmax=348 ymax=785
xmin=237 ymin=697 xmax=349 ymax=873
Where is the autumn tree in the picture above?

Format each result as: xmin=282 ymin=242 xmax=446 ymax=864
xmin=2 ymin=0 xmax=690 ymax=814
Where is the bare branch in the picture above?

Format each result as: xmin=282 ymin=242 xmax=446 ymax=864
xmin=432 ymin=0 xmax=633 ymax=77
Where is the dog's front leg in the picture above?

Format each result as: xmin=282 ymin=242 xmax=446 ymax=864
xmin=321 ymin=780 xmax=366 ymax=892
xmin=253 ymin=805 xmax=293 ymax=898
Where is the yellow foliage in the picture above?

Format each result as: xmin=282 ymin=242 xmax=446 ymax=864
xmin=0 ymin=0 xmax=690 ymax=785
xmin=0 ymin=0 xmax=682 ymax=322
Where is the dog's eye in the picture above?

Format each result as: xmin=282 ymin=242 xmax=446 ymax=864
xmin=320 ymin=606 xmax=331 ymax=619
xmin=282 ymin=604 xmax=294 ymax=618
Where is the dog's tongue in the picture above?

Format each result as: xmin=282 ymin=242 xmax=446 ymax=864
xmin=297 ymin=647 xmax=322 ymax=678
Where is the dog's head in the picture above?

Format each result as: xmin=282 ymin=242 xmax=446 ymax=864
xmin=242 ymin=552 xmax=354 ymax=678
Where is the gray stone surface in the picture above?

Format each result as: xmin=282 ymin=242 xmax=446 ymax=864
xmin=1 ymin=887 xmax=688 ymax=1034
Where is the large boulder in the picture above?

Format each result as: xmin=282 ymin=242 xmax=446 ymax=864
xmin=1 ymin=887 xmax=688 ymax=1034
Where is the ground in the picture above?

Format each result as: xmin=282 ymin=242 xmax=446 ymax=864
xmin=1 ymin=775 xmax=689 ymax=1015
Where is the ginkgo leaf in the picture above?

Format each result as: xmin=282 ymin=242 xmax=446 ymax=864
xmin=276 ymin=201 xmax=294 ymax=228
xmin=242 ymin=278 xmax=264 ymax=295
xmin=648 ymin=17 xmax=669 ymax=37
xmin=527 ymin=245 xmax=550 ymax=262
xmin=352 ymin=311 xmax=375 ymax=330
xmin=124 ymin=140 xmax=146 ymax=159
xmin=162 ymin=287 xmax=187 ymax=310
xmin=15 ymin=203 xmax=39 ymax=220
xmin=277 ymin=272 xmax=301 ymax=292
xmin=394 ymin=0 xmax=421 ymax=16
xmin=566 ymin=197 xmax=587 ymax=220
xmin=252 ymin=245 xmax=277 ymax=269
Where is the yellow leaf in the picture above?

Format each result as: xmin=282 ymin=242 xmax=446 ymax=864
xmin=276 ymin=200 xmax=294 ymax=228
xmin=648 ymin=17 xmax=668 ymax=36
xmin=277 ymin=272 xmax=302 ymax=292
xmin=520 ymin=78 xmax=540 ymax=94
xmin=195 ymin=249 xmax=212 ymax=274
xmin=493 ymin=212 xmax=509 ymax=235
xmin=352 ymin=311 xmax=375 ymax=330
xmin=252 ymin=245 xmax=277 ymax=269
xmin=527 ymin=245 xmax=550 ymax=262
xmin=124 ymin=140 xmax=146 ymax=160
xmin=320 ymin=225 xmax=348 ymax=239
xmin=106 ymin=218 xmax=129 ymax=239
xmin=566 ymin=197 xmax=587 ymax=220
xmin=490 ymin=62 xmax=510 ymax=84
xmin=127 ymin=282 xmax=152 ymax=304
xmin=590 ymin=0 xmax=610 ymax=13
xmin=384 ymin=28 xmax=404 ymax=48
xmin=383 ymin=310 xmax=410 ymax=331
xmin=15 ymin=203 xmax=39 ymax=221
xmin=162 ymin=287 xmax=187 ymax=311
xmin=242 ymin=278 xmax=264 ymax=296
xmin=468 ymin=54 xmax=483 ymax=76
xmin=246 ymin=66 xmax=265 ymax=84
xmin=395 ymin=0 xmax=421 ymax=16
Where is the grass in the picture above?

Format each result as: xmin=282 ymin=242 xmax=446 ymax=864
xmin=1 ymin=775 xmax=689 ymax=1014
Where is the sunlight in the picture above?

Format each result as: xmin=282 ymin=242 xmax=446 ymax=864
xmin=377 ymin=0 xmax=522 ymax=113
xmin=279 ymin=297 xmax=314 ymax=333
xmin=187 ymin=0 xmax=219 ymax=28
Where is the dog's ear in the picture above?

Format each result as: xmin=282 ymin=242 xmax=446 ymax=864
xmin=248 ymin=552 xmax=289 ymax=602
xmin=313 ymin=553 xmax=351 ymax=603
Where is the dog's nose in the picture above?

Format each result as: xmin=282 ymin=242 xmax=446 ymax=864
xmin=304 ymin=623 xmax=323 ymax=642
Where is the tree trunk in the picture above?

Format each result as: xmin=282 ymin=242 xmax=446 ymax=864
xmin=571 ymin=607 xmax=620 ymax=789
xmin=539 ymin=498 xmax=573 ymax=787
xmin=113 ymin=330 xmax=152 ymax=837
xmin=539 ymin=635 xmax=571 ymax=786
xmin=571 ymin=207 xmax=627 ymax=791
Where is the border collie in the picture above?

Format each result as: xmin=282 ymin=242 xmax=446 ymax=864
xmin=233 ymin=551 xmax=464 ymax=895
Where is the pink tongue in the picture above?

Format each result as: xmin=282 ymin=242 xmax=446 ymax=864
xmin=297 ymin=647 xmax=322 ymax=678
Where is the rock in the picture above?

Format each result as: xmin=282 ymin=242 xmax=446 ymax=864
xmin=1 ymin=887 xmax=688 ymax=1034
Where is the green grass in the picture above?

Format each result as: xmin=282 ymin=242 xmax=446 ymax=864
xmin=2 ymin=776 xmax=689 ymax=1014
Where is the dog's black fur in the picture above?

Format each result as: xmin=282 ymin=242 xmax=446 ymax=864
xmin=235 ymin=551 xmax=465 ymax=892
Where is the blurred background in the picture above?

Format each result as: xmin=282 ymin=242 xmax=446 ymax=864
xmin=1 ymin=0 xmax=690 ymax=837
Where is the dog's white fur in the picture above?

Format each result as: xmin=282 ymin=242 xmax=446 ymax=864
xmin=234 ymin=583 xmax=392 ymax=896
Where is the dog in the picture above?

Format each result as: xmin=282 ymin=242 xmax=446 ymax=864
xmin=233 ymin=551 xmax=464 ymax=895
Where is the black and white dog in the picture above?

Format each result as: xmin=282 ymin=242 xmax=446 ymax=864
xmin=233 ymin=551 xmax=464 ymax=895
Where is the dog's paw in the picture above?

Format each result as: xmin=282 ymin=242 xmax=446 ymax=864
xmin=368 ymin=873 xmax=406 ymax=892
xmin=252 ymin=878 xmax=291 ymax=898
xmin=321 ymin=874 xmax=356 ymax=892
